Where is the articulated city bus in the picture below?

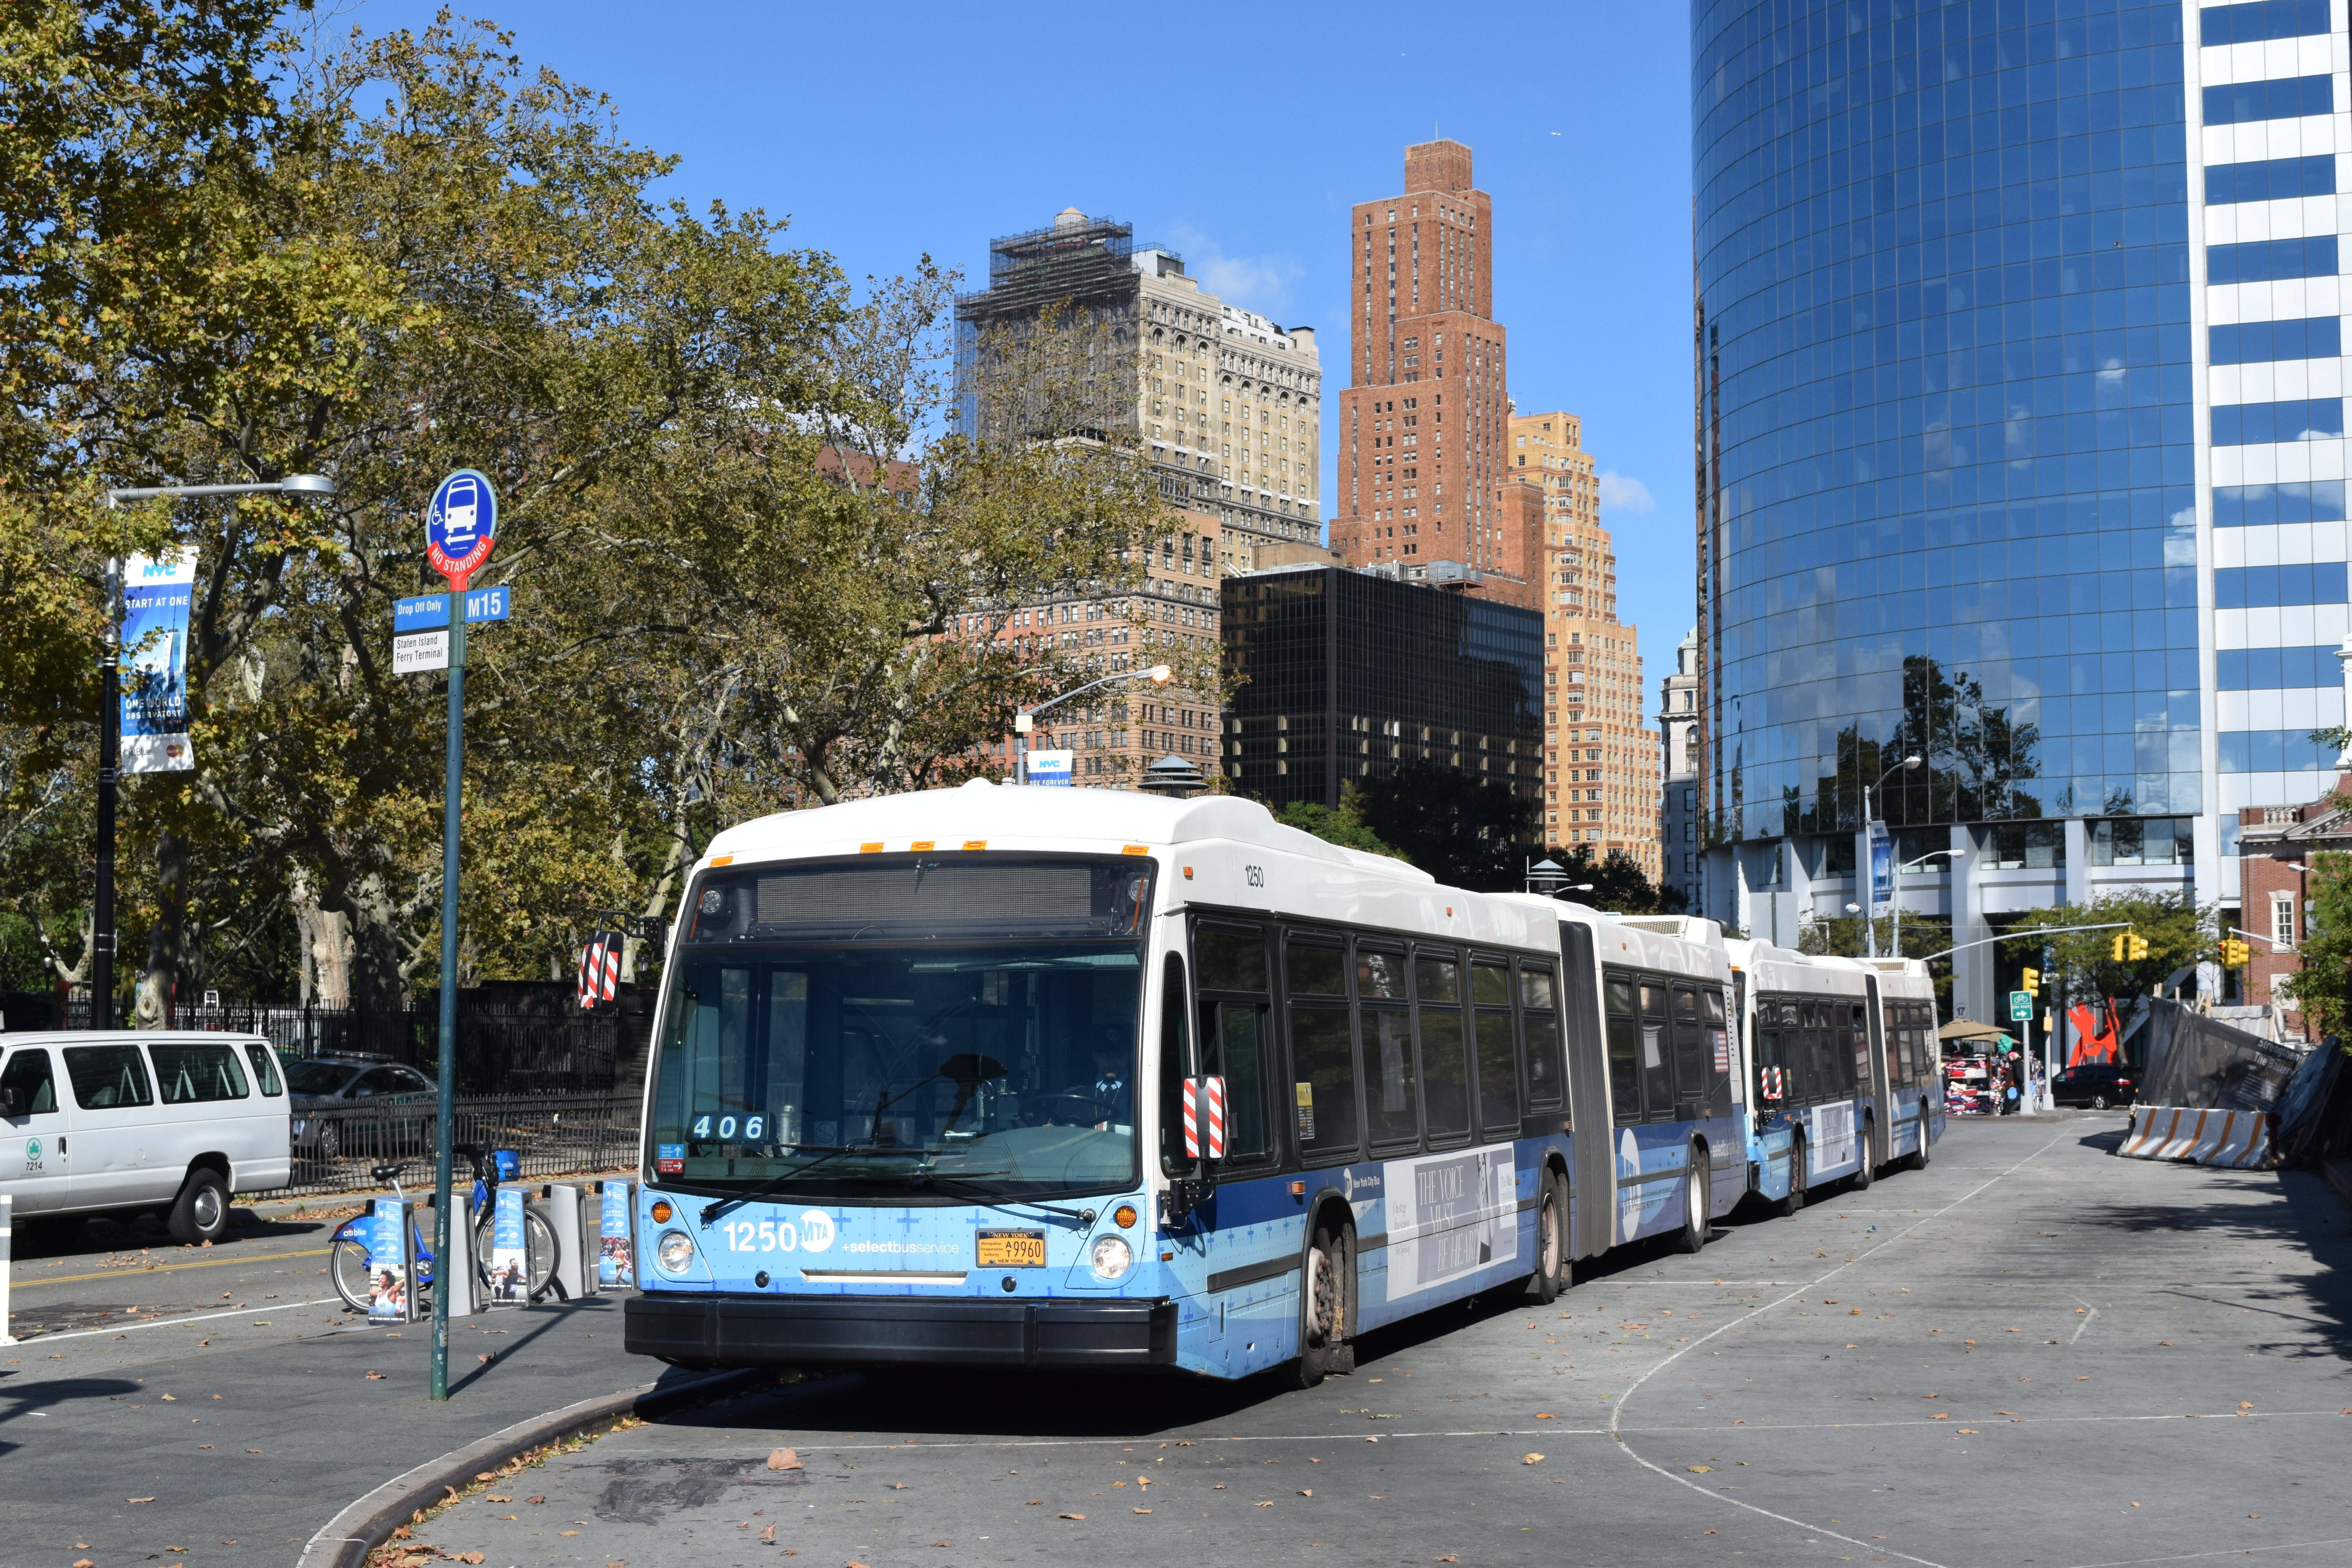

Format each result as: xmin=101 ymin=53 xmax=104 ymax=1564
xmin=622 ymin=783 xmax=1936 ymax=1384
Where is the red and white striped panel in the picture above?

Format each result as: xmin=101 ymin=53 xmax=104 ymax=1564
xmin=1202 ymin=1075 xmax=1227 ymax=1160
xmin=1181 ymin=1078 xmax=1202 ymax=1158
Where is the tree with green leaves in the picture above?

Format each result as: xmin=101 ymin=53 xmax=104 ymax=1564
xmin=1346 ymin=762 xmax=1534 ymax=892
xmin=2006 ymin=891 xmax=2215 ymax=1001
xmin=1276 ymin=785 xmax=1406 ymax=861
xmin=1539 ymin=844 xmax=1686 ymax=916
xmin=2278 ymin=845 xmax=2352 ymax=1039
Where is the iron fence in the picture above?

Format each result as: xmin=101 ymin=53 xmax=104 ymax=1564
xmin=277 ymin=1092 xmax=640 ymax=1198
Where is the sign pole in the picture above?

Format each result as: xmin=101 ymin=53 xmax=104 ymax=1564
xmin=431 ymin=593 xmax=464 ymax=1402
xmin=420 ymin=468 xmax=495 ymax=1405
xmin=93 ymin=559 xmax=120 ymax=1030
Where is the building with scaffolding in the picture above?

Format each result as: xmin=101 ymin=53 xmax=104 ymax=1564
xmin=955 ymin=207 xmax=1322 ymax=555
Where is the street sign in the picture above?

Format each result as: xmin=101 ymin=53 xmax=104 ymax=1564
xmin=426 ymin=469 xmax=497 ymax=589
xmin=1028 ymin=749 xmax=1074 ymax=786
xmin=2008 ymin=989 xmax=2033 ymax=1022
xmin=395 ymin=587 xmax=512 ymax=631
xmin=394 ymin=629 xmax=449 ymax=675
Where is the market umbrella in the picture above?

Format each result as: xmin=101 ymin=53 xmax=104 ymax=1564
xmin=1937 ymin=1017 xmax=2016 ymax=1044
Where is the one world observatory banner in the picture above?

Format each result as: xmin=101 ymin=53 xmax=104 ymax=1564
xmin=121 ymin=549 xmax=197 ymax=773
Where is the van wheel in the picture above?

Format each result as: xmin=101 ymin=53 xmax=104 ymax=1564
xmin=1774 ymin=1134 xmax=1808 ymax=1217
xmin=168 ymin=1167 xmax=230 ymax=1246
xmin=2089 ymin=1092 xmax=2110 ymax=1111
xmin=1287 ymin=1220 xmax=1351 ymax=1390
xmin=1530 ymin=1171 xmax=1570 ymax=1301
xmin=1676 ymin=1149 xmax=1711 ymax=1253
xmin=1852 ymin=1117 xmax=1875 ymax=1190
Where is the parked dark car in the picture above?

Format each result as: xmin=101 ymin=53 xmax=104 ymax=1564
xmin=2051 ymin=1063 xmax=2136 ymax=1110
xmin=287 ymin=1054 xmax=437 ymax=1157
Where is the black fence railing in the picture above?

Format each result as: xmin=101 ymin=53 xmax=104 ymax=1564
xmin=280 ymin=1092 xmax=640 ymax=1197
xmin=0 ymin=985 xmax=657 ymax=1098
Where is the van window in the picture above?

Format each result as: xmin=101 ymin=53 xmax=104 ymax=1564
xmin=65 ymin=1044 xmax=153 ymax=1109
xmin=152 ymin=1041 xmax=250 ymax=1104
xmin=2 ymin=1047 xmax=59 ymax=1115
xmin=244 ymin=1044 xmax=285 ymax=1096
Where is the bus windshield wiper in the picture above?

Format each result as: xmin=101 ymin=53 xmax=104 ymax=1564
xmin=697 ymin=1142 xmax=916 ymax=1224
xmin=902 ymin=1168 xmax=1100 ymax=1227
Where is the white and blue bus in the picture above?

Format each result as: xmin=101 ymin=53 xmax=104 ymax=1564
xmin=622 ymin=785 xmax=1940 ymax=1383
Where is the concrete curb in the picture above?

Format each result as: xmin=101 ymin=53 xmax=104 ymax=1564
xmin=293 ymin=1367 xmax=761 ymax=1568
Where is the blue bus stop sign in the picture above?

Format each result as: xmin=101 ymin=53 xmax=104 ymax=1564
xmin=426 ymin=469 xmax=497 ymax=589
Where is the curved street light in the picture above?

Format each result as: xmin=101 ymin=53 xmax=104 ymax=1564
xmin=1861 ymin=753 xmax=1922 ymax=958
xmin=1013 ymin=662 xmax=1173 ymax=785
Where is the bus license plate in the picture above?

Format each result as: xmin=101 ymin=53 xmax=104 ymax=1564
xmin=976 ymin=1229 xmax=1047 ymax=1268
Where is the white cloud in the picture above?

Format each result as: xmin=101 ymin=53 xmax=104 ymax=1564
xmin=1599 ymin=470 xmax=1656 ymax=515
xmin=1163 ymin=222 xmax=1303 ymax=318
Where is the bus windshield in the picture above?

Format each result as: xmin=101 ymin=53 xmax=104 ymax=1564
xmin=647 ymin=853 xmax=1156 ymax=1202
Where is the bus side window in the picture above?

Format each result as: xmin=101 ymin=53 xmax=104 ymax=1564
xmin=1638 ymin=982 xmax=1671 ymax=1123
xmin=1158 ymin=952 xmax=1194 ymax=1178
xmin=1213 ymin=1002 xmax=1271 ymax=1163
xmin=1796 ymin=1001 xmax=1821 ymax=1105
xmin=1472 ymin=958 xmax=1518 ymax=1132
xmin=1358 ymin=943 xmax=1417 ymax=1150
xmin=1702 ymin=988 xmax=1730 ymax=1112
xmin=1416 ymin=948 xmax=1472 ymax=1142
xmin=1844 ymin=1005 xmax=1865 ymax=1094
xmin=1519 ymin=964 xmax=1563 ymax=1110
xmin=1288 ymin=1003 xmax=1359 ymax=1165
xmin=1604 ymin=973 xmax=1641 ymax=1124
xmin=1670 ymin=985 xmax=1705 ymax=1120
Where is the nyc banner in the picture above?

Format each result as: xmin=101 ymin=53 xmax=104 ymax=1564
xmin=121 ymin=550 xmax=198 ymax=773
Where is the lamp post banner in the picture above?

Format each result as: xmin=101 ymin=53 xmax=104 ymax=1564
xmin=120 ymin=549 xmax=197 ymax=774
xmin=1867 ymin=820 xmax=1893 ymax=918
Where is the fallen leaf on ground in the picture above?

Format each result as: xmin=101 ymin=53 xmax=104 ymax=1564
xmin=760 ymin=1526 xmax=776 ymax=1542
xmin=1299 ymin=1488 xmax=1313 ymax=1496
xmin=1687 ymin=1465 xmax=1712 ymax=1473
xmin=526 ymin=1495 xmax=544 ymax=1504
xmin=453 ymin=1555 xmax=486 ymax=1565
xmin=367 ymin=1371 xmax=386 ymax=1380
xmin=768 ymin=1447 xmax=803 ymax=1471
xmin=1535 ymin=1412 xmax=1555 ymax=1419
xmin=1524 ymin=1453 xmax=1545 ymax=1465
xmin=129 ymin=1496 xmax=156 ymax=1503
xmin=1929 ymin=1414 xmax=1949 ymax=1421
xmin=1134 ymin=1507 xmax=1152 ymax=1514
xmin=1058 ymin=1512 xmax=1086 ymax=1520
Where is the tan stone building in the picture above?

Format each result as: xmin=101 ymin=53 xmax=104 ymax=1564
xmin=1510 ymin=409 xmax=1661 ymax=878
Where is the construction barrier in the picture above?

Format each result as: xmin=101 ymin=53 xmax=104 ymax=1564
xmin=2116 ymin=1104 xmax=2273 ymax=1169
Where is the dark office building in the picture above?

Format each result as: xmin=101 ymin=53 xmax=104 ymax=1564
xmin=1222 ymin=564 xmax=1543 ymax=811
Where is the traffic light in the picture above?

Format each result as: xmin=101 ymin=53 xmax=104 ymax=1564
xmin=2109 ymin=931 xmax=2150 ymax=962
xmin=2110 ymin=932 xmax=2127 ymax=962
xmin=2020 ymin=967 xmax=2040 ymax=995
xmin=2221 ymin=937 xmax=2251 ymax=968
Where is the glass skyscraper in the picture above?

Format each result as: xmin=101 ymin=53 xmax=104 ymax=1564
xmin=1691 ymin=0 xmax=2344 ymax=1018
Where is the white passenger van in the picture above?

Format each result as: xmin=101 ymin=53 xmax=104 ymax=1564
xmin=0 ymin=1031 xmax=292 ymax=1244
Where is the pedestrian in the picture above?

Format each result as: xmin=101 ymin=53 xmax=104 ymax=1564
xmin=2002 ymin=1065 xmax=2021 ymax=1116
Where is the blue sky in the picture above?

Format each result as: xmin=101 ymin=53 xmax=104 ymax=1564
xmin=350 ymin=0 xmax=1696 ymax=667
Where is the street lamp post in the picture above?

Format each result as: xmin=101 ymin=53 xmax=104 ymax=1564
xmin=1858 ymin=754 xmax=1922 ymax=960
xmin=1524 ymin=858 xmax=1596 ymax=900
xmin=1014 ymin=663 xmax=1172 ymax=785
xmin=1887 ymin=849 xmax=1959 ymax=962
xmin=92 ymin=475 xmax=335 ymax=1028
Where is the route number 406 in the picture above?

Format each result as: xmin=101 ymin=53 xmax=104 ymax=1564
xmin=692 ymin=1114 xmax=764 ymax=1140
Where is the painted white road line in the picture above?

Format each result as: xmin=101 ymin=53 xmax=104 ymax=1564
xmin=16 ymin=1296 xmax=343 ymax=1344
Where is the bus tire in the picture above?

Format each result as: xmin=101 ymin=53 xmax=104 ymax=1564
xmin=1774 ymin=1134 xmax=1807 ymax=1217
xmin=1907 ymin=1103 xmax=1933 ymax=1170
xmin=1287 ymin=1218 xmax=1351 ymax=1390
xmin=1851 ymin=1116 xmax=1875 ymax=1191
xmin=1675 ymin=1147 xmax=1710 ymax=1254
xmin=1530 ymin=1169 xmax=1570 ymax=1301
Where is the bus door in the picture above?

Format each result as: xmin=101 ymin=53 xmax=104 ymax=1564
xmin=1187 ymin=920 xmax=1278 ymax=1348
xmin=1863 ymin=974 xmax=1893 ymax=1167
xmin=1560 ymin=923 xmax=1613 ymax=1260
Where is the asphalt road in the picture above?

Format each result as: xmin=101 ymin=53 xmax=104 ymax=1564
xmin=404 ymin=1115 xmax=2352 ymax=1568
xmin=0 ymin=1201 xmax=687 ymax=1568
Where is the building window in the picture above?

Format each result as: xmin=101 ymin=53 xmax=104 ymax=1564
xmin=1985 ymin=821 xmax=2065 ymax=871
xmin=2089 ymin=817 xmax=2195 ymax=868
xmin=2273 ymin=893 xmax=2298 ymax=953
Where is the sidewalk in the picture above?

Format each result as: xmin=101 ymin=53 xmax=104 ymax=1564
xmin=0 ymin=1290 xmax=702 ymax=1567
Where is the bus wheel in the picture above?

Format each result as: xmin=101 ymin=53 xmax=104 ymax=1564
xmin=1675 ymin=1149 xmax=1710 ymax=1254
xmin=1774 ymin=1135 xmax=1808 ymax=1217
xmin=1907 ymin=1103 xmax=1932 ymax=1170
xmin=1851 ymin=1117 xmax=1875 ymax=1191
xmin=1288 ymin=1220 xmax=1350 ymax=1390
xmin=1531 ymin=1171 xmax=1570 ymax=1301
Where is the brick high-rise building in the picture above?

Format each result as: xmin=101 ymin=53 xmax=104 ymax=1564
xmin=1510 ymin=409 xmax=1660 ymax=879
xmin=1330 ymin=141 xmax=1520 ymax=595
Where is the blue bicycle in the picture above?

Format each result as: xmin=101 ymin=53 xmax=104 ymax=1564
xmin=328 ymin=1142 xmax=559 ymax=1312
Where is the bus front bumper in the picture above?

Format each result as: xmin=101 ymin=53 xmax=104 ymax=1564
xmin=625 ymin=1292 xmax=1180 ymax=1370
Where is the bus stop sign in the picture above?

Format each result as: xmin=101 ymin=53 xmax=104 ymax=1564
xmin=426 ymin=469 xmax=497 ymax=589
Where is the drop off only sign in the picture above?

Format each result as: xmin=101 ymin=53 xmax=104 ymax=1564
xmin=392 ymin=586 xmax=512 ymax=673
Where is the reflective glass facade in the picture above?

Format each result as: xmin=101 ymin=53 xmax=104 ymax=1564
xmin=1696 ymin=0 xmax=2202 ymax=857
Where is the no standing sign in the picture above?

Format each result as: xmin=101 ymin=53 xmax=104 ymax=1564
xmin=426 ymin=469 xmax=498 ymax=589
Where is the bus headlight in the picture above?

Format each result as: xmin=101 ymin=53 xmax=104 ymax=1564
xmin=657 ymin=1230 xmax=695 ymax=1274
xmin=1089 ymin=1234 xmax=1132 ymax=1281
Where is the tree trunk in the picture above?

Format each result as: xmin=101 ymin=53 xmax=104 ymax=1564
xmin=339 ymin=869 xmax=408 ymax=1012
xmin=290 ymin=868 xmax=354 ymax=1007
xmin=135 ymin=828 xmax=189 ymax=1027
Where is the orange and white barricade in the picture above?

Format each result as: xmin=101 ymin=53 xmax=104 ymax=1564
xmin=2116 ymin=1105 xmax=2273 ymax=1169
